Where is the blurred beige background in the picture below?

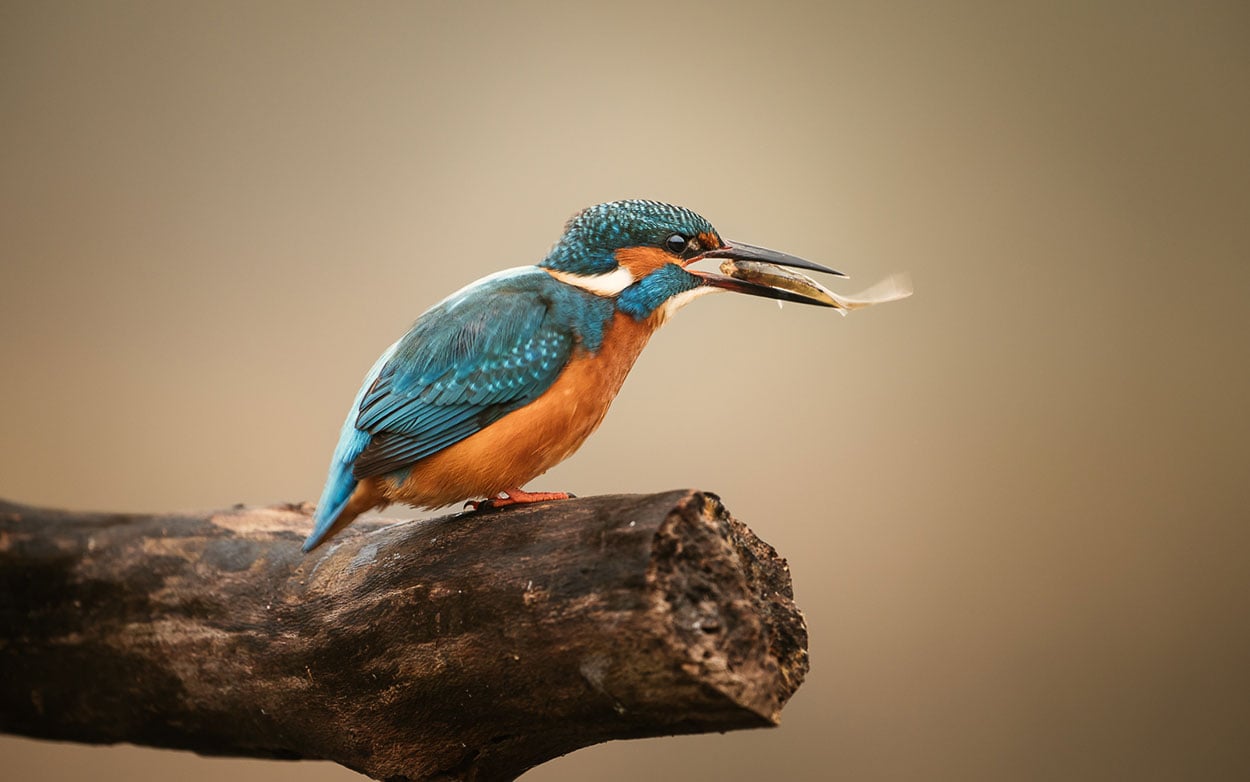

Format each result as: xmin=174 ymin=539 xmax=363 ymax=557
xmin=3 ymin=1 xmax=1248 ymax=780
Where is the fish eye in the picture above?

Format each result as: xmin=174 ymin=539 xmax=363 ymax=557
xmin=665 ymin=234 xmax=688 ymax=255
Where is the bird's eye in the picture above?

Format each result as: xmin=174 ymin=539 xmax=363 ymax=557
xmin=665 ymin=234 xmax=689 ymax=255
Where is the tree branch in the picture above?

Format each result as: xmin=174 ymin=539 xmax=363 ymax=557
xmin=0 ymin=490 xmax=808 ymax=781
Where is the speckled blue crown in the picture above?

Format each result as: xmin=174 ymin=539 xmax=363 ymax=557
xmin=540 ymin=200 xmax=716 ymax=275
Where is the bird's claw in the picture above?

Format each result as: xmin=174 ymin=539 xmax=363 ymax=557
xmin=465 ymin=490 xmax=575 ymax=512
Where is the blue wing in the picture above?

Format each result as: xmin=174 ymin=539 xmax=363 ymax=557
xmin=303 ymin=268 xmax=580 ymax=550
xmin=352 ymin=282 xmax=575 ymax=477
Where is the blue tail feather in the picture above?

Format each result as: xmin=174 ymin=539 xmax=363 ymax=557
xmin=303 ymin=344 xmax=400 ymax=552
xmin=302 ymin=456 xmax=361 ymax=552
xmin=303 ymin=422 xmax=371 ymax=551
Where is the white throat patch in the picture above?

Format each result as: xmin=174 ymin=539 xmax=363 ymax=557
xmin=657 ymin=285 xmax=719 ymax=324
xmin=545 ymin=266 xmax=636 ymax=297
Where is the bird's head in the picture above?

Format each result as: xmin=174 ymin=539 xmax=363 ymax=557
xmin=539 ymin=199 xmax=844 ymax=320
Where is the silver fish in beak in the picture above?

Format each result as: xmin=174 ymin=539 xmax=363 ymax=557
xmin=718 ymin=259 xmax=913 ymax=316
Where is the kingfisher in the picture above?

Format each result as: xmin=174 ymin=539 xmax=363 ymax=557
xmin=302 ymin=200 xmax=844 ymax=551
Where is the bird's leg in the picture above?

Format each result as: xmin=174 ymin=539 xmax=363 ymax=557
xmin=466 ymin=488 xmax=575 ymax=511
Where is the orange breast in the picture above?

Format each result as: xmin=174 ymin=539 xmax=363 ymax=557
xmin=378 ymin=310 xmax=660 ymax=508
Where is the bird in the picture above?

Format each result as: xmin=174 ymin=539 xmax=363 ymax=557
xmin=302 ymin=199 xmax=843 ymax=551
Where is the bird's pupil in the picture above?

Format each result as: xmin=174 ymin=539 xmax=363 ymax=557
xmin=666 ymin=234 xmax=688 ymax=254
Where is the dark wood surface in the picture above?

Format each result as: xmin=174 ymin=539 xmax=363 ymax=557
xmin=0 ymin=490 xmax=808 ymax=781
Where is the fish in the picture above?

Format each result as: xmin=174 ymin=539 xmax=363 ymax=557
xmin=718 ymin=259 xmax=912 ymax=316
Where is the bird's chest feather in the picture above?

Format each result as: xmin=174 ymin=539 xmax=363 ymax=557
xmin=521 ymin=309 xmax=660 ymax=455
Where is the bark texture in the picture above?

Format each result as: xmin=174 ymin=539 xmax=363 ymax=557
xmin=0 ymin=490 xmax=807 ymax=781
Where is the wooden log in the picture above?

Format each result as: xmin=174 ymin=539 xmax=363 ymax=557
xmin=0 ymin=490 xmax=808 ymax=781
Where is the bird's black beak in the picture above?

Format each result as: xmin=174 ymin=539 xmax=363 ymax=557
xmin=690 ymin=240 xmax=846 ymax=307
xmin=703 ymin=241 xmax=847 ymax=278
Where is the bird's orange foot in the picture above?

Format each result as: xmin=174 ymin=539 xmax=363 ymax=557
xmin=465 ymin=488 xmax=576 ymax=511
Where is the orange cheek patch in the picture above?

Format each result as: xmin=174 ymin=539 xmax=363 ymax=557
xmin=615 ymin=246 xmax=674 ymax=278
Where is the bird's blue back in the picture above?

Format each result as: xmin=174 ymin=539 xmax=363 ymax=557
xmin=303 ymin=267 xmax=614 ymax=550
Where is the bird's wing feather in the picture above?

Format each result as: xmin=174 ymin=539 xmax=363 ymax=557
xmin=349 ymin=282 xmax=575 ymax=479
